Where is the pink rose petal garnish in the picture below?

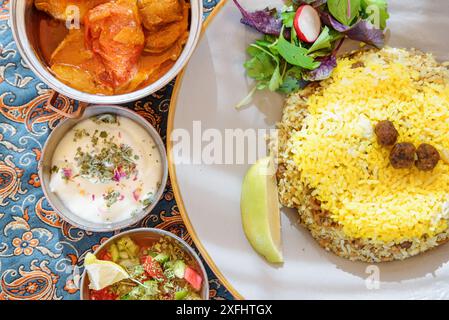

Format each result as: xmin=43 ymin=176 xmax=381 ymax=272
xmin=112 ymin=167 xmax=127 ymax=182
xmin=112 ymin=168 xmax=120 ymax=182
xmin=132 ymin=188 xmax=142 ymax=201
xmin=62 ymin=168 xmax=72 ymax=179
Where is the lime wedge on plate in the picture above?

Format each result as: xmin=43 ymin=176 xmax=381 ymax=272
xmin=84 ymin=253 xmax=130 ymax=290
xmin=241 ymin=156 xmax=283 ymax=263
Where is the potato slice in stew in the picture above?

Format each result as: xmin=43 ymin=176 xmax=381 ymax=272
xmin=51 ymin=64 xmax=113 ymax=95
xmin=50 ymin=29 xmax=93 ymax=66
xmin=144 ymin=2 xmax=189 ymax=54
xmin=34 ymin=0 xmax=109 ymax=21
xmin=138 ymin=0 xmax=183 ymax=31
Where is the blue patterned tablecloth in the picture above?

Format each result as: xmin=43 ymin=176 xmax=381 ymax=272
xmin=0 ymin=0 xmax=233 ymax=300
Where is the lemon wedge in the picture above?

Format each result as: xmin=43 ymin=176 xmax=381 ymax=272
xmin=241 ymin=156 xmax=283 ymax=263
xmin=84 ymin=253 xmax=130 ymax=290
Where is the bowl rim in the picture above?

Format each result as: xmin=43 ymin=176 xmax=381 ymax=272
xmin=79 ymin=227 xmax=210 ymax=300
xmin=9 ymin=0 xmax=203 ymax=104
xmin=38 ymin=105 xmax=169 ymax=232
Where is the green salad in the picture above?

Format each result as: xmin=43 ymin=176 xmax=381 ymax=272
xmin=88 ymin=236 xmax=203 ymax=300
xmin=233 ymin=0 xmax=389 ymax=105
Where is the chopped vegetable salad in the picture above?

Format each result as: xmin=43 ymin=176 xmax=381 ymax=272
xmin=88 ymin=236 xmax=203 ymax=300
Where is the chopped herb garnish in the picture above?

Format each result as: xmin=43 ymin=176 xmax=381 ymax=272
xmin=74 ymin=137 xmax=137 ymax=183
xmin=91 ymin=133 xmax=99 ymax=146
xmin=73 ymin=128 xmax=90 ymax=141
xmin=141 ymin=193 xmax=154 ymax=207
xmin=131 ymin=209 xmax=140 ymax=218
xmin=104 ymin=190 xmax=121 ymax=208
xmin=51 ymin=165 xmax=59 ymax=174
xmin=92 ymin=114 xmax=118 ymax=125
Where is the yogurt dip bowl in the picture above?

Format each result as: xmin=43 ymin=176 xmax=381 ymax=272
xmin=80 ymin=228 xmax=210 ymax=300
xmin=39 ymin=106 xmax=168 ymax=232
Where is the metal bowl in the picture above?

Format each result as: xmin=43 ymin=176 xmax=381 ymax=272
xmin=9 ymin=0 xmax=203 ymax=105
xmin=80 ymin=228 xmax=210 ymax=300
xmin=38 ymin=105 xmax=168 ymax=232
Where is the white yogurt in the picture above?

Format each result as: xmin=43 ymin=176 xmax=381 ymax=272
xmin=49 ymin=115 xmax=163 ymax=224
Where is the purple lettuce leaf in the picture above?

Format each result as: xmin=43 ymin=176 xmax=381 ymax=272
xmin=320 ymin=11 xmax=348 ymax=32
xmin=303 ymin=55 xmax=337 ymax=81
xmin=233 ymin=0 xmax=282 ymax=36
xmin=320 ymin=12 xmax=385 ymax=48
xmin=345 ymin=20 xmax=385 ymax=48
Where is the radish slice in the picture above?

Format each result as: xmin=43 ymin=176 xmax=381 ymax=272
xmin=294 ymin=5 xmax=322 ymax=43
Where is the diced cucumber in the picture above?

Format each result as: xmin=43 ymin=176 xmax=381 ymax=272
xmin=116 ymin=239 xmax=126 ymax=251
xmin=108 ymin=244 xmax=119 ymax=262
xmin=143 ymin=280 xmax=159 ymax=296
xmin=131 ymin=265 xmax=145 ymax=277
xmin=119 ymin=258 xmax=139 ymax=271
xmin=117 ymin=237 xmax=139 ymax=258
xmin=126 ymin=286 xmax=144 ymax=300
xmin=119 ymin=251 xmax=129 ymax=259
xmin=124 ymin=238 xmax=139 ymax=256
xmin=120 ymin=293 xmax=131 ymax=300
xmin=163 ymin=260 xmax=173 ymax=269
xmin=148 ymin=251 xmax=157 ymax=258
xmin=164 ymin=268 xmax=175 ymax=280
xmin=185 ymin=292 xmax=201 ymax=300
xmin=154 ymin=253 xmax=169 ymax=264
xmin=173 ymin=260 xmax=186 ymax=279
xmin=175 ymin=290 xmax=188 ymax=300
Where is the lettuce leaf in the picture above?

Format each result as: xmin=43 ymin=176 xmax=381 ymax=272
xmin=327 ymin=0 xmax=361 ymax=26
xmin=307 ymin=26 xmax=343 ymax=54
xmin=303 ymin=55 xmax=337 ymax=81
xmin=275 ymin=32 xmax=321 ymax=70
xmin=234 ymin=0 xmax=388 ymax=101
xmin=233 ymin=0 xmax=282 ymax=36
xmin=321 ymin=11 xmax=384 ymax=47
xmin=244 ymin=43 xmax=282 ymax=92
xmin=361 ymin=0 xmax=389 ymax=29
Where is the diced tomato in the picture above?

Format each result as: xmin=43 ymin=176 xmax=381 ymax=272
xmin=90 ymin=288 xmax=118 ymax=300
xmin=99 ymin=251 xmax=112 ymax=261
xmin=184 ymin=267 xmax=202 ymax=291
xmin=141 ymin=255 xmax=165 ymax=280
